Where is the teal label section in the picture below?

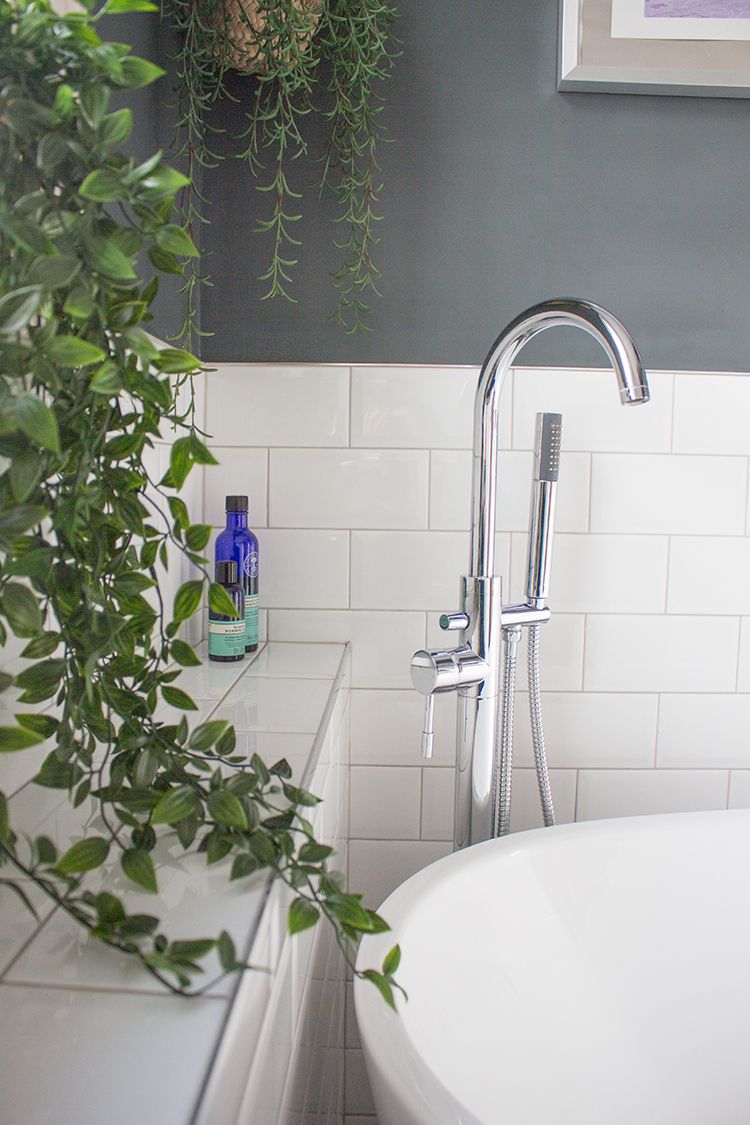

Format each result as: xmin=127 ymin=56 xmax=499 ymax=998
xmin=209 ymin=619 xmax=245 ymax=658
xmin=245 ymin=595 xmax=259 ymax=646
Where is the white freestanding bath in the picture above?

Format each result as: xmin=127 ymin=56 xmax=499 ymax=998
xmin=354 ymin=810 xmax=750 ymax=1125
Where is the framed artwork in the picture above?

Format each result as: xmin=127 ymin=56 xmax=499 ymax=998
xmin=559 ymin=0 xmax=750 ymax=96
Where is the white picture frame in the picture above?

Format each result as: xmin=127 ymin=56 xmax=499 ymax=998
xmin=559 ymin=0 xmax=750 ymax=96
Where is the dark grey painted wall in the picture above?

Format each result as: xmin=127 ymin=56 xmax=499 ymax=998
xmin=194 ymin=3 xmax=750 ymax=368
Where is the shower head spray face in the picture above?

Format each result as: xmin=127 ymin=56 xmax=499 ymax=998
xmin=526 ymin=412 xmax=563 ymax=607
xmin=533 ymin=412 xmax=562 ymax=483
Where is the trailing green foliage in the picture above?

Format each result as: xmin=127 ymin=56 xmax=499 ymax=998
xmin=0 ymin=0 xmax=402 ymax=1002
xmin=164 ymin=0 xmax=399 ymax=336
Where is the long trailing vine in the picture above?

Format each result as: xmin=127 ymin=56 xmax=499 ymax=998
xmin=0 ymin=0 xmax=402 ymax=1006
xmin=164 ymin=0 xmax=399 ymax=337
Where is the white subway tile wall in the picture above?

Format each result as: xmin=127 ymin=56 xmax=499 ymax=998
xmin=204 ymin=362 xmax=750 ymax=1121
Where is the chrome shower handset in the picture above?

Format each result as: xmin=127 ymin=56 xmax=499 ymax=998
xmin=526 ymin=412 xmax=563 ymax=608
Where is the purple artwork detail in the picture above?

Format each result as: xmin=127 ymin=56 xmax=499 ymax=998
xmin=645 ymin=0 xmax=750 ymax=14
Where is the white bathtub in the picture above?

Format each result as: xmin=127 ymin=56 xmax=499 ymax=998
xmin=354 ymin=810 xmax=750 ymax=1125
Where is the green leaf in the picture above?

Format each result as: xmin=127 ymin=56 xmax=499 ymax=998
xmin=209 ymin=582 xmax=240 ymax=619
xmin=189 ymin=720 xmax=229 ymax=752
xmin=207 ymin=790 xmax=248 ymax=830
xmin=0 ymin=725 xmax=45 ymax=753
xmin=161 ymin=685 xmax=197 ymax=711
xmin=381 ymin=944 xmax=401 ymax=976
xmin=15 ymin=713 xmax=58 ymax=738
xmin=63 ymin=286 xmax=95 ymax=321
xmin=170 ymin=639 xmax=201 ymax=667
xmin=8 ymin=452 xmax=43 ymax=503
xmin=20 ymin=631 xmax=59 ymax=659
xmin=151 ymin=785 xmax=199 ymax=825
xmin=26 ymin=255 xmax=81 ymax=289
xmin=0 ymin=287 xmax=42 ymax=335
xmin=155 ymin=225 xmax=199 ymax=258
xmin=95 ymin=892 xmax=126 ymax=925
xmin=89 ymin=361 xmax=122 ymax=395
xmin=47 ymin=336 xmax=106 ymax=368
xmin=100 ymin=0 xmax=158 ymax=13
xmin=298 ymin=842 xmax=333 ymax=864
xmin=155 ymin=348 xmax=201 ymax=374
xmin=288 ymin=897 xmax=319 ymax=935
xmin=35 ymin=835 xmax=57 ymax=865
xmin=217 ymin=930 xmax=236 ymax=971
xmin=14 ymin=393 xmax=60 ymax=454
xmin=118 ymin=56 xmax=165 ymax=89
xmin=100 ymin=108 xmax=133 ymax=147
xmin=141 ymin=165 xmax=190 ymax=195
xmin=15 ymin=658 xmax=66 ymax=694
xmin=88 ymin=237 xmax=137 ymax=281
xmin=0 ymin=504 xmax=47 ymax=538
xmin=56 ymin=836 xmax=110 ymax=875
xmin=0 ymin=793 xmax=9 ymax=841
xmin=53 ymin=84 xmax=74 ymax=120
xmin=1 ymin=583 xmax=42 ymax=638
xmin=173 ymin=580 xmax=203 ymax=623
xmin=121 ymin=848 xmax=157 ymax=893
xmin=360 ymin=969 xmax=397 ymax=1011
xmin=80 ymin=86 xmax=110 ymax=128
xmin=230 ymin=853 xmax=258 ymax=881
xmin=185 ymin=524 xmax=211 ymax=552
xmin=79 ymin=169 xmax=126 ymax=202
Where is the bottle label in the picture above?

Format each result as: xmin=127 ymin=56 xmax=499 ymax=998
xmin=209 ymin=619 xmax=245 ymax=658
xmin=245 ymin=594 xmax=259 ymax=646
xmin=244 ymin=551 xmax=259 ymax=579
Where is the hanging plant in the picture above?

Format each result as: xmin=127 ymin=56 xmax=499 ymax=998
xmin=164 ymin=0 xmax=399 ymax=337
xmin=0 ymin=0 xmax=402 ymax=1005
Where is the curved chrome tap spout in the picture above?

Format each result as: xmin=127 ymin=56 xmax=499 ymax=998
xmin=470 ymin=298 xmax=649 ymax=579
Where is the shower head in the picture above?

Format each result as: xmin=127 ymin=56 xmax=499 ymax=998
xmin=533 ymin=412 xmax=562 ymax=483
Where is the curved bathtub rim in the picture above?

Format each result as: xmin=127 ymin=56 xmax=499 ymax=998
xmin=354 ymin=809 xmax=750 ymax=1125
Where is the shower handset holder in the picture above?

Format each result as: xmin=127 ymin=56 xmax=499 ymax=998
xmin=411 ymin=412 xmax=562 ymax=760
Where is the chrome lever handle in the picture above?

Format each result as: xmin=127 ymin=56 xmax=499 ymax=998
xmin=439 ymin=612 xmax=470 ymax=632
xmin=421 ymin=694 xmax=435 ymax=759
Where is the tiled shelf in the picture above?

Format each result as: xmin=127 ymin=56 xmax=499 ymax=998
xmin=0 ymin=642 xmax=349 ymax=1125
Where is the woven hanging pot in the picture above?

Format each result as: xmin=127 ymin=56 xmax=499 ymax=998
xmin=214 ymin=0 xmax=322 ymax=74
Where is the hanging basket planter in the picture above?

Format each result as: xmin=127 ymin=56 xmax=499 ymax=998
xmin=214 ymin=0 xmax=323 ymax=74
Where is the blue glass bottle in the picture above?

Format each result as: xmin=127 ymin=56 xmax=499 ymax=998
xmin=215 ymin=495 xmax=259 ymax=652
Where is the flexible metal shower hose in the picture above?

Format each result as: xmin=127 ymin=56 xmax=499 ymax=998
xmin=494 ymin=624 xmax=556 ymax=836
xmin=494 ymin=628 xmax=520 ymax=837
xmin=527 ymin=624 xmax=556 ymax=828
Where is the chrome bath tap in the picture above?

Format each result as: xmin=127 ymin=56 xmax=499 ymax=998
xmin=410 ymin=298 xmax=650 ymax=849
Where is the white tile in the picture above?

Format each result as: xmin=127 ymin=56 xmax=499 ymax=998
xmin=420 ymin=768 xmax=454 ymax=841
xmin=349 ymin=767 xmax=421 ymax=840
xmin=345 ymin=1049 xmax=376 ymax=1117
xmin=667 ymin=537 xmax=750 ymax=614
xmin=205 ymin=364 xmax=349 ymax=447
xmin=204 ymin=447 xmax=268 ymax=527
xmin=512 ymin=368 xmax=673 ymax=452
xmin=509 ymin=533 xmax=669 ymax=614
xmin=584 ymin=615 xmax=739 ymax=692
xmin=213 ymin=675 xmax=332 ymax=733
xmin=0 ymin=983 xmax=226 ymax=1125
xmin=167 ymin=654 xmax=248 ymax=701
xmin=590 ymin=454 xmax=747 ymax=535
xmin=429 ymin=450 xmax=590 ymax=533
xmin=728 ymin=771 xmax=750 ymax=808
xmin=0 ymin=882 xmax=56 ymax=977
xmin=348 ymin=840 xmax=452 ymax=909
xmin=514 ymin=692 xmax=658 ymax=769
xmin=576 ymin=769 xmax=729 ymax=821
xmin=268 ymin=610 xmax=426 ymax=690
xmin=510 ymin=768 xmax=577 ymax=833
xmin=269 ymin=449 xmax=429 ymax=530
xmin=350 ymin=689 xmax=457 ymax=768
xmin=259 ymin=529 xmax=349 ymax=609
xmin=351 ymin=531 xmax=470 ymax=611
xmin=739 ymin=618 xmax=750 ymax=691
xmin=351 ymin=366 xmax=493 ymax=450
xmin=673 ymin=373 xmax=750 ymax=455
xmin=657 ymin=695 xmax=750 ymax=768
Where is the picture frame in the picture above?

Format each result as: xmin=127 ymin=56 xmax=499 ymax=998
xmin=559 ymin=0 xmax=750 ymax=97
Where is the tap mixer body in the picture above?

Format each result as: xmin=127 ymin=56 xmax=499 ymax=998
xmin=410 ymin=298 xmax=650 ymax=849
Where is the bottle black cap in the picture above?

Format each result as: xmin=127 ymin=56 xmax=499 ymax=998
xmin=215 ymin=560 xmax=238 ymax=585
xmin=225 ymin=495 xmax=248 ymax=512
